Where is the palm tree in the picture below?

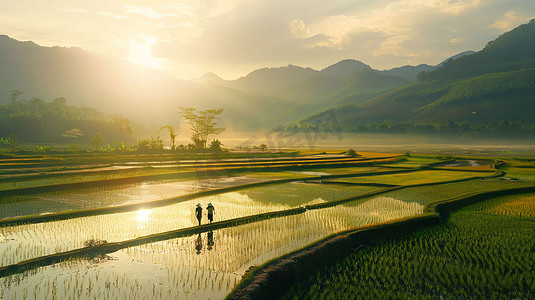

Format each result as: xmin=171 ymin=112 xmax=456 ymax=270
xmin=159 ymin=125 xmax=177 ymax=150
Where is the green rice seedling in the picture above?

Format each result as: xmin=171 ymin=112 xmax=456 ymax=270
xmin=375 ymin=179 xmax=535 ymax=205
xmin=466 ymin=193 xmax=535 ymax=217
xmin=332 ymin=170 xmax=493 ymax=186
xmin=0 ymin=182 xmax=371 ymax=266
xmin=282 ymin=193 xmax=535 ymax=299
xmin=0 ymin=196 xmax=423 ymax=299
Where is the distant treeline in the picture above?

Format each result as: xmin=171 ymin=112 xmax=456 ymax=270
xmin=0 ymin=94 xmax=132 ymax=143
xmin=287 ymin=119 xmax=535 ymax=139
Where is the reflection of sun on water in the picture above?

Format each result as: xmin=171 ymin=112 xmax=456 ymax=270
xmin=136 ymin=209 xmax=152 ymax=227
xmin=127 ymin=38 xmax=162 ymax=70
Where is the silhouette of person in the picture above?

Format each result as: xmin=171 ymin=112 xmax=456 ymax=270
xmin=207 ymin=203 xmax=214 ymax=223
xmin=207 ymin=230 xmax=214 ymax=250
xmin=195 ymin=203 xmax=202 ymax=225
xmin=195 ymin=233 xmax=202 ymax=254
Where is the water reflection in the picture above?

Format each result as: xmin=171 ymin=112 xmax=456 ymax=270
xmin=207 ymin=230 xmax=214 ymax=250
xmin=194 ymin=230 xmax=215 ymax=253
xmin=135 ymin=209 xmax=151 ymax=229
xmin=195 ymin=234 xmax=202 ymax=254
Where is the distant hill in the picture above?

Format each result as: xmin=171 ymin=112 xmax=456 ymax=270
xmin=319 ymin=59 xmax=371 ymax=79
xmin=227 ymin=64 xmax=317 ymax=95
xmin=436 ymin=51 xmax=476 ymax=67
xmin=5 ymin=20 xmax=531 ymax=141
xmin=289 ymin=20 xmax=535 ymax=135
xmin=200 ymin=59 xmax=411 ymax=111
xmin=0 ymin=35 xmax=292 ymax=132
xmin=379 ymin=64 xmax=437 ymax=82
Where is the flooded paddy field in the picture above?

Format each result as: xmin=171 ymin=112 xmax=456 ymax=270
xmin=0 ymin=151 xmax=533 ymax=299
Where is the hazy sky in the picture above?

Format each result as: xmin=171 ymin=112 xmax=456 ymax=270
xmin=1 ymin=1 xmax=533 ymax=79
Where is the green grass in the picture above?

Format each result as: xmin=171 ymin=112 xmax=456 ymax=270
xmin=282 ymin=193 xmax=535 ymax=299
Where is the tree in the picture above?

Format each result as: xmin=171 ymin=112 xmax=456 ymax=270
xmin=9 ymin=90 xmax=23 ymax=102
xmin=209 ymin=139 xmax=223 ymax=152
xmin=158 ymin=125 xmax=177 ymax=150
xmin=347 ymin=148 xmax=358 ymax=157
xmin=91 ymin=131 xmax=104 ymax=150
xmin=0 ymin=134 xmax=18 ymax=149
xmin=149 ymin=136 xmax=164 ymax=150
xmin=179 ymin=107 xmax=225 ymax=149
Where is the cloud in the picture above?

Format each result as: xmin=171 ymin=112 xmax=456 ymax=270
xmin=491 ymin=11 xmax=531 ymax=30
xmin=123 ymin=5 xmax=178 ymax=19
xmin=1 ymin=0 xmax=534 ymax=79
xmin=97 ymin=11 xmax=127 ymax=19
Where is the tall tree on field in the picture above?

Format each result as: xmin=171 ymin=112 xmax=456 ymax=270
xmin=9 ymin=90 xmax=23 ymax=102
xmin=158 ymin=125 xmax=177 ymax=150
xmin=91 ymin=131 xmax=104 ymax=150
xmin=179 ymin=107 xmax=225 ymax=149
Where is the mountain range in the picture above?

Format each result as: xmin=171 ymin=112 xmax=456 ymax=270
xmin=292 ymin=19 xmax=535 ymax=132
xmin=1 ymin=19 xmax=534 ymax=140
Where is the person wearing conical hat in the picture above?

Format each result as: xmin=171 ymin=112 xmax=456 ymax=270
xmin=195 ymin=203 xmax=202 ymax=226
xmin=207 ymin=203 xmax=214 ymax=223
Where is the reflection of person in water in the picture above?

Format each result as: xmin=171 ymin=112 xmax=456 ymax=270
xmin=207 ymin=203 xmax=214 ymax=223
xmin=195 ymin=233 xmax=202 ymax=254
xmin=207 ymin=230 xmax=214 ymax=250
xmin=195 ymin=203 xmax=202 ymax=225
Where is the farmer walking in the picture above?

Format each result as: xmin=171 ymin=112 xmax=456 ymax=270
xmin=195 ymin=203 xmax=202 ymax=225
xmin=207 ymin=203 xmax=215 ymax=223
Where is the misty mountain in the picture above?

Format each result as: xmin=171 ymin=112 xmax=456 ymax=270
xmin=291 ymin=20 xmax=535 ymax=131
xmin=377 ymin=51 xmax=476 ymax=82
xmin=200 ymin=59 xmax=411 ymax=108
xmin=436 ymin=51 xmax=476 ymax=67
xmin=0 ymin=35 xmax=290 ymax=132
xmin=379 ymin=64 xmax=436 ymax=82
xmin=319 ymin=59 xmax=371 ymax=79
xmin=226 ymin=64 xmax=318 ymax=95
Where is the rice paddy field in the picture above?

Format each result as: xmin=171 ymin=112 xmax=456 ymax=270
xmin=282 ymin=193 xmax=535 ymax=299
xmin=0 ymin=151 xmax=534 ymax=299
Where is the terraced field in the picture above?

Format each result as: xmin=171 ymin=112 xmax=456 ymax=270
xmin=282 ymin=193 xmax=535 ymax=299
xmin=0 ymin=151 xmax=533 ymax=299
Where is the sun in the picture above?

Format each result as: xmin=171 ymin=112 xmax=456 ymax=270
xmin=127 ymin=38 xmax=162 ymax=70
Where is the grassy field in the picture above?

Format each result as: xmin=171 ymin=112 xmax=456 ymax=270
xmin=282 ymin=194 xmax=535 ymax=299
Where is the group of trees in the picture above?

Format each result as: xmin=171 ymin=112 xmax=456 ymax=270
xmin=286 ymin=116 xmax=535 ymax=139
xmin=343 ymin=119 xmax=535 ymax=138
xmin=0 ymin=91 xmax=132 ymax=144
xmin=2 ymin=90 xmax=229 ymax=153
xmin=135 ymin=107 xmax=226 ymax=153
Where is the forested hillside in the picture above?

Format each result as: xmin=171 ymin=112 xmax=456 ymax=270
xmin=0 ymin=95 xmax=132 ymax=144
xmin=288 ymin=20 xmax=535 ymax=138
